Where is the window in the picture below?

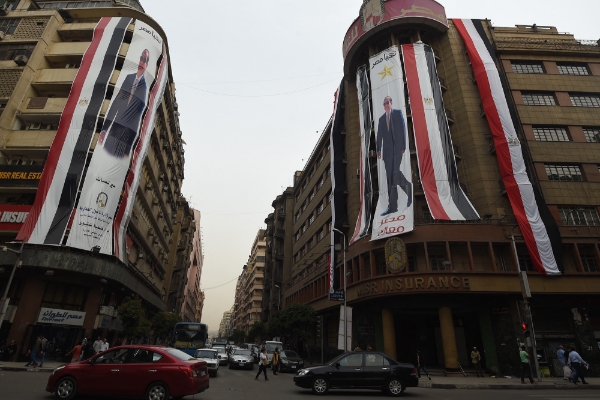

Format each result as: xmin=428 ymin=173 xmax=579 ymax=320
xmin=584 ymin=128 xmax=600 ymax=143
xmin=0 ymin=43 xmax=36 ymax=61
xmin=559 ymin=207 xmax=600 ymax=226
xmin=532 ymin=127 xmax=569 ymax=142
xmin=0 ymin=19 xmax=20 ymax=35
xmin=511 ymin=62 xmax=544 ymax=74
xmin=518 ymin=252 xmax=535 ymax=272
xmin=557 ymin=63 xmax=589 ymax=76
xmin=94 ymin=349 xmax=129 ymax=364
xmin=580 ymin=254 xmax=599 ymax=272
xmin=302 ymin=202 xmax=307 ymax=212
xmin=309 ymin=192 xmax=315 ymax=202
xmin=522 ymin=93 xmax=556 ymax=106
xmin=544 ymin=164 xmax=582 ymax=181
xmin=365 ymin=353 xmax=386 ymax=366
xmin=41 ymin=283 xmax=87 ymax=311
xmin=317 ymin=203 xmax=324 ymax=215
xmin=429 ymin=254 xmax=449 ymax=271
xmin=256 ymin=256 xmax=265 ymax=262
xmin=317 ymin=178 xmax=323 ymax=189
xmin=339 ymin=353 xmax=363 ymax=367
xmin=301 ymin=225 xmax=306 ymax=233
xmin=309 ymin=215 xmax=315 ymax=225
xmin=571 ymin=94 xmax=600 ymax=108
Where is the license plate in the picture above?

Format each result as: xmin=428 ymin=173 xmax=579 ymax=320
xmin=200 ymin=371 xmax=206 ymax=376
xmin=292 ymin=365 xmax=297 ymax=369
xmin=240 ymin=362 xmax=245 ymax=365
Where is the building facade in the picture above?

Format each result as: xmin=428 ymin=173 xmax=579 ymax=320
xmin=180 ymin=209 xmax=204 ymax=322
xmin=0 ymin=0 xmax=193 ymax=360
xmin=218 ymin=308 xmax=232 ymax=339
xmin=270 ymin=0 xmax=600 ymax=378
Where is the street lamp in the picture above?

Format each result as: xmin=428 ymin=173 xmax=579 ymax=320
xmin=0 ymin=240 xmax=26 ymax=330
xmin=332 ymin=227 xmax=347 ymax=352
xmin=274 ymin=284 xmax=281 ymax=311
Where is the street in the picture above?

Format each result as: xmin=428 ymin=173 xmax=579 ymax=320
xmin=2 ymin=366 xmax=600 ymax=400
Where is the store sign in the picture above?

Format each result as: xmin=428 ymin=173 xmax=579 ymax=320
xmin=37 ymin=307 xmax=86 ymax=326
xmin=357 ymin=275 xmax=470 ymax=298
xmin=0 ymin=205 xmax=32 ymax=231
xmin=0 ymin=165 xmax=44 ymax=185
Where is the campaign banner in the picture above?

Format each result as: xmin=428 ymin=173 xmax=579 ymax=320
xmin=370 ymin=46 xmax=414 ymax=241
xmin=453 ymin=19 xmax=563 ymax=275
xmin=349 ymin=65 xmax=374 ymax=245
xmin=329 ymin=81 xmax=346 ymax=301
xmin=67 ymin=20 xmax=166 ymax=255
xmin=402 ymin=42 xmax=479 ymax=221
xmin=17 ymin=17 xmax=132 ymax=244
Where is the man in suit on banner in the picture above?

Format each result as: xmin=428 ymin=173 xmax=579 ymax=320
xmin=98 ymin=49 xmax=149 ymax=158
xmin=377 ymin=95 xmax=412 ymax=215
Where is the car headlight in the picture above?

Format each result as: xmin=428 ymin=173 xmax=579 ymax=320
xmin=297 ymin=369 xmax=309 ymax=376
xmin=52 ymin=366 xmax=66 ymax=375
xmin=281 ymin=359 xmax=290 ymax=364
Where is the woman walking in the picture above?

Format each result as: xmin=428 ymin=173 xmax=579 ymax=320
xmin=272 ymin=348 xmax=280 ymax=375
xmin=255 ymin=348 xmax=269 ymax=381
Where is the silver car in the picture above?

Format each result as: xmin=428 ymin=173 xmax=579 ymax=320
xmin=228 ymin=348 xmax=254 ymax=370
xmin=194 ymin=348 xmax=219 ymax=377
xmin=215 ymin=346 xmax=228 ymax=365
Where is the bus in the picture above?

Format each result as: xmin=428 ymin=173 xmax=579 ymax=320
xmin=171 ymin=322 xmax=208 ymax=355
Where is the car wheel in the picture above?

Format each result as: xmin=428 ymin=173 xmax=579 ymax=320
xmin=54 ymin=376 xmax=77 ymax=400
xmin=311 ymin=376 xmax=329 ymax=395
xmin=385 ymin=378 xmax=405 ymax=397
xmin=145 ymin=381 xmax=169 ymax=400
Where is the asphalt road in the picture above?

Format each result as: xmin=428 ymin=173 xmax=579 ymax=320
xmin=2 ymin=366 xmax=600 ymax=400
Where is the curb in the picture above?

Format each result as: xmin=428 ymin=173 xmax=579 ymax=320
xmin=0 ymin=366 xmax=54 ymax=372
xmin=419 ymin=382 xmax=600 ymax=390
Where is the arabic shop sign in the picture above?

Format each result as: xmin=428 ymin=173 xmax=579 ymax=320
xmin=0 ymin=205 xmax=32 ymax=231
xmin=37 ymin=307 xmax=86 ymax=326
xmin=0 ymin=165 xmax=44 ymax=186
xmin=357 ymin=275 xmax=470 ymax=298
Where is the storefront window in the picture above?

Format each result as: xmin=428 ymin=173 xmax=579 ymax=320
xmin=41 ymin=283 xmax=87 ymax=311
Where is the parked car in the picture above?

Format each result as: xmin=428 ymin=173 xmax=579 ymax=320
xmin=279 ymin=350 xmax=305 ymax=372
xmin=46 ymin=345 xmax=209 ymax=400
xmin=293 ymin=351 xmax=417 ymax=396
xmin=227 ymin=349 xmax=255 ymax=370
xmin=240 ymin=343 xmax=260 ymax=363
xmin=215 ymin=347 xmax=228 ymax=365
xmin=194 ymin=348 xmax=219 ymax=377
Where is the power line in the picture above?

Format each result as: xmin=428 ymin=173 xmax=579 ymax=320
xmin=201 ymin=276 xmax=238 ymax=290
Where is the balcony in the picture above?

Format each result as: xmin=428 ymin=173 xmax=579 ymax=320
xmin=445 ymin=109 xmax=455 ymax=125
xmin=32 ymin=69 xmax=78 ymax=93
xmin=18 ymin=97 xmax=67 ymax=124
xmin=275 ymin=229 xmax=285 ymax=238
xmin=438 ymin=76 xmax=447 ymax=91
xmin=5 ymin=129 xmax=56 ymax=150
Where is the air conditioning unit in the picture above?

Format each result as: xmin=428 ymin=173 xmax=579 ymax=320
xmin=13 ymin=55 xmax=28 ymax=66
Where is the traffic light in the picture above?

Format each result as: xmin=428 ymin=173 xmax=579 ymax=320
xmin=521 ymin=321 xmax=531 ymax=338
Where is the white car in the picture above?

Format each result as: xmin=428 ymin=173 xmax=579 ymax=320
xmin=215 ymin=346 xmax=228 ymax=365
xmin=264 ymin=341 xmax=283 ymax=365
xmin=194 ymin=348 xmax=219 ymax=377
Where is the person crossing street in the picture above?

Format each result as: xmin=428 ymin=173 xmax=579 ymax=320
xmin=255 ymin=348 xmax=269 ymax=381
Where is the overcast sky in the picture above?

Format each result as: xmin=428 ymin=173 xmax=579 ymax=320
xmin=139 ymin=0 xmax=600 ymax=334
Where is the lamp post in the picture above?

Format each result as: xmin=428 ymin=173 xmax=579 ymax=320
xmin=509 ymin=225 xmax=541 ymax=382
xmin=274 ymin=284 xmax=281 ymax=311
xmin=0 ymin=240 xmax=25 ymax=330
xmin=332 ymin=228 xmax=347 ymax=352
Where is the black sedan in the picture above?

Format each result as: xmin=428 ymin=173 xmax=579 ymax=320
xmin=293 ymin=351 xmax=418 ymax=396
xmin=279 ymin=350 xmax=305 ymax=372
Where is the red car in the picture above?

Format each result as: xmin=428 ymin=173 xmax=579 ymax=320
xmin=46 ymin=345 xmax=209 ymax=400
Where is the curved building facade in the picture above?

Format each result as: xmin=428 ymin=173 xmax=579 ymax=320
xmin=0 ymin=0 xmax=195 ymax=359
xmin=271 ymin=0 xmax=600 ymax=377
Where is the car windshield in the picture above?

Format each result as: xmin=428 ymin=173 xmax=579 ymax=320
xmin=281 ymin=350 xmax=298 ymax=358
xmin=234 ymin=349 xmax=252 ymax=356
xmin=174 ymin=326 xmax=206 ymax=350
xmin=265 ymin=342 xmax=282 ymax=352
xmin=164 ymin=348 xmax=196 ymax=361
xmin=216 ymin=348 xmax=226 ymax=354
xmin=195 ymin=350 xmax=216 ymax=359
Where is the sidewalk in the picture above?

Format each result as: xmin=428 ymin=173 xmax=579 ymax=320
xmin=417 ymin=374 xmax=600 ymax=390
xmin=0 ymin=360 xmax=64 ymax=372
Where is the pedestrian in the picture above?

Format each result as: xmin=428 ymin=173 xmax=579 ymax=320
xmin=272 ymin=347 xmax=280 ymax=375
xmin=93 ymin=336 xmax=103 ymax=354
xmin=354 ymin=345 xmax=362 ymax=351
xmin=39 ymin=335 xmax=48 ymax=367
xmin=67 ymin=343 xmax=83 ymax=363
xmin=556 ymin=345 xmax=570 ymax=380
xmin=3 ymin=339 xmax=17 ymax=361
xmin=366 ymin=344 xmax=373 ymax=351
xmin=115 ymin=337 xmax=123 ymax=347
xmin=25 ymin=335 xmax=42 ymax=367
xmin=567 ymin=347 xmax=589 ymax=385
xmin=416 ymin=348 xmax=431 ymax=380
xmin=100 ymin=338 xmax=109 ymax=352
xmin=471 ymin=347 xmax=483 ymax=377
xmin=255 ymin=348 xmax=269 ymax=381
xmin=519 ymin=345 xmax=534 ymax=384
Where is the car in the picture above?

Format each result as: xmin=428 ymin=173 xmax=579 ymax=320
xmin=194 ymin=348 xmax=219 ymax=377
xmin=240 ymin=343 xmax=260 ymax=363
xmin=278 ymin=350 xmax=305 ymax=372
xmin=215 ymin=347 xmax=228 ymax=365
xmin=227 ymin=348 xmax=255 ymax=370
xmin=293 ymin=351 xmax=417 ymax=397
xmin=263 ymin=340 xmax=283 ymax=365
xmin=46 ymin=345 xmax=209 ymax=400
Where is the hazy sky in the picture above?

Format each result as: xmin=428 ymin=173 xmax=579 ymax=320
xmin=139 ymin=0 xmax=600 ymax=333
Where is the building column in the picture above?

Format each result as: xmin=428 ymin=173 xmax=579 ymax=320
xmin=381 ymin=309 xmax=397 ymax=359
xmin=438 ymin=306 xmax=459 ymax=370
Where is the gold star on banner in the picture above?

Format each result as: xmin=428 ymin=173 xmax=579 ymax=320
xmin=378 ymin=65 xmax=394 ymax=80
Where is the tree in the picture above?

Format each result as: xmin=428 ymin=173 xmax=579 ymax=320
xmin=269 ymin=303 xmax=316 ymax=342
xmin=151 ymin=311 xmax=182 ymax=344
xmin=247 ymin=321 xmax=268 ymax=343
xmin=116 ymin=296 xmax=150 ymax=342
xmin=229 ymin=329 xmax=246 ymax=344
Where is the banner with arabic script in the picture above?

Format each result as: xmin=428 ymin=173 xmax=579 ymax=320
xmin=370 ymin=46 xmax=414 ymax=241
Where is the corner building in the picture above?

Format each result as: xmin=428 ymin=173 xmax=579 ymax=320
xmin=280 ymin=0 xmax=600 ymax=377
xmin=0 ymin=0 xmax=194 ymax=360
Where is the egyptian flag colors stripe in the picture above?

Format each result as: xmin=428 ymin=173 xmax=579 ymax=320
xmin=402 ymin=42 xmax=479 ymax=221
xmin=17 ymin=17 xmax=132 ymax=244
xmin=350 ymin=65 xmax=374 ymax=245
xmin=330 ymin=81 xmax=346 ymax=300
xmin=113 ymin=44 xmax=169 ymax=263
xmin=453 ymin=19 xmax=562 ymax=275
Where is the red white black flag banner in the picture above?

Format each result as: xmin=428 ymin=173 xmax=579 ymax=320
xmin=402 ymin=42 xmax=479 ymax=221
xmin=350 ymin=65 xmax=374 ymax=245
xmin=453 ymin=19 xmax=563 ymax=275
xmin=370 ymin=46 xmax=414 ymax=241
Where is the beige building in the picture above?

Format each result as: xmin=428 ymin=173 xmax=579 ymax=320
xmin=218 ymin=308 xmax=232 ymax=339
xmin=0 ymin=0 xmax=194 ymax=359
xmin=180 ymin=209 xmax=204 ymax=322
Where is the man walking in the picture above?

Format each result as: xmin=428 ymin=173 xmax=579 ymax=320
xmin=520 ymin=345 xmax=534 ymax=384
xmin=567 ymin=347 xmax=589 ymax=385
xmin=93 ymin=336 xmax=103 ymax=354
xmin=100 ymin=338 xmax=109 ymax=352
xmin=255 ymin=348 xmax=269 ymax=381
xmin=272 ymin=347 xmax=280 ymax=375
xmin=39 ymin=335 xmax=47 ymax=368
xmin=471 ymin=347 xmax=483 ymax=377
xmin=556 ymin=345 xmax=570 ymax=380
xmin=416 ymin=348 xmax=431 ymax=380
xmin=25 ymin=335 xmax=42 ymax=367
